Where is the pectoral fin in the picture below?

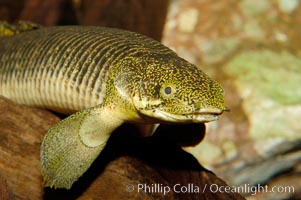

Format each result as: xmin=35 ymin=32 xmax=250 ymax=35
xmin=40 ymin=106 xmax=123 ymax=189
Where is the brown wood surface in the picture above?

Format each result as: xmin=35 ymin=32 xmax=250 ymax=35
xmin=0 ymin=96 xmax=245 ymax=199
xmin=0 ymin=0 xmax=168 ymax=41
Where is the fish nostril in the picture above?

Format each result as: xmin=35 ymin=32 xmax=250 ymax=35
xmin=221 ymin=87 xmax=225 ymax=95
xmin=223 ymin=106 xmax=231 ymax=112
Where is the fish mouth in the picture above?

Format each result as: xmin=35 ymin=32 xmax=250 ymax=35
xmin=144 ymin=108 xmax=225 ymax=123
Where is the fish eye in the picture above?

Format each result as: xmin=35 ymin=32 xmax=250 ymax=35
xmin=160 ymin=83 xmax=176 ymax=98
xmin=165 ymin=86 xmax=172 ymax=95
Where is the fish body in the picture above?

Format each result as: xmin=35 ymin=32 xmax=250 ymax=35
xmin=0 ymin=24 xmax=227 ymax=189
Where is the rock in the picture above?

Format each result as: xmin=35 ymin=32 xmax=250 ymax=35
xmin=277 ymin=0 xmax=299 ymax=14
xmin=220 ymin=141 xmax=301 ymax=186
xmin=220 ymin=49 xmax=301 ymax=199
xmin=224 ymin=50 xmax=301 ymax=144
xmin=162 ymin=0 xmax=301 ymax=199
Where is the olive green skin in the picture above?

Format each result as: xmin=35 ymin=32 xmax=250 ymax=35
xmin=0 ymin=24 xmax=227 ymax=189
xmin=108 ymin=51 xmax=226 ymax=123
xmin=115 ymin=53 xmax=225 ymax=110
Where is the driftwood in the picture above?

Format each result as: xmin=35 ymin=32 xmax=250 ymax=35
xmin=0 ymin=97 xmax=59 ymax=199
xmin=0 ymin=96 xmax=245 ymax=199
xmin=72 ymin=0 xmax=169 ymax=41
xmin=0 ymin=0 xmax=168 ymax=41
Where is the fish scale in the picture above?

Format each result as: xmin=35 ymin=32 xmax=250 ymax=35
xmin=0 ymin=26 xmax=162 ymax=113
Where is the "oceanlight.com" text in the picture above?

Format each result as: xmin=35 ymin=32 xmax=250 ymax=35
xmin=125 ymin=183 xmax=295 ymax=196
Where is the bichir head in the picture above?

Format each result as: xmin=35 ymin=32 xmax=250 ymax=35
xmin=114 ymin=52 xmax=228 ymax=123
